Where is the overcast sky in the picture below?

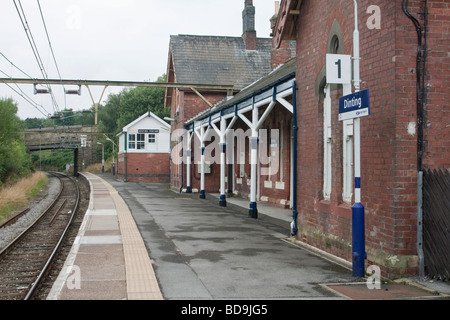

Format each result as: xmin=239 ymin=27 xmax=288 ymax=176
xmin=0 ymin=0 xmax=277 ymax=120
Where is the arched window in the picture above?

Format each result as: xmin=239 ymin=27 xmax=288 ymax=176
xmin=318 ymin=20 xmax=353 ymax=202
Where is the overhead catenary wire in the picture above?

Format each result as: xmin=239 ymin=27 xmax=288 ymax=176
xmin=0 ymin=69 xmax=49 ymax=117
xmin=36 ymin=0 xmax=66 ymax=108
xmin=13 ymin=0 xmax=60 ymax=114
xmin=0 ymin=51 xmax=34 ymax=79
xmin=0 ymin=52 xmax=51 ymax=116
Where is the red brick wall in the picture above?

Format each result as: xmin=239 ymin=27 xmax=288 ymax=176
xmin=169 ymin=89 xmax=228 ymax=192
xmin=188 ymin=135 xmax=222 ymax=193
xmin=421 ymin=0 xmax=450 ymax=168
xmin=118 ymin=153 xmax=170 ymax=183
xmin=271 ymin=40 xmax=293 ymax=70
xmin=295 ymin=0 xmax=357 ymax=264
xmin=231 ymin=104 xmax=293 ymax=207
xmin=258 ymin=104 xmax=292 ymax=207
xmin=292 ymin=0 xmax=448 ymax=278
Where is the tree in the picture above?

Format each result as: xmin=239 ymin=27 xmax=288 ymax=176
xmin=93 ymin=74 xmax=169 ymax=162
xmin=113 ymin=75 xmax=170 ymax=131
xmin=0 ymin=98 xmax=33 ymax=182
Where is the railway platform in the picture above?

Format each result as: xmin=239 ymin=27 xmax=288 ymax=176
xmin=47 ymin=172 xmax=162 ymax=300
xmin=46 ymin=172 xmax=450 ymax=301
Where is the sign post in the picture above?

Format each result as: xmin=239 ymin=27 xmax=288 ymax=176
xmin=326 ymin=5 xmax=368 ymax=276
xmin=329 ymin=1 xmax=368 ymax=278
xmin=350 ymin=0 xmax=366 ymax=278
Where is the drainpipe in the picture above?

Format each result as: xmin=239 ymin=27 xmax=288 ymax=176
xmin=186 ymin=131 xmax=192 ymax=193
xmin=291 ymin=79 xmax=298 ymax=236
xmin=402 ymin=0 xmax=427 ymax=278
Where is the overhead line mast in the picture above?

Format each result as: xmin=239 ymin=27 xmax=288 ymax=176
xmin=0 ymin=77 xmax=234 ymax=124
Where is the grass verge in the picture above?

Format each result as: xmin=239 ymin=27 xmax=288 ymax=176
xmin=0 ymin=171 xmax=48 ymax=223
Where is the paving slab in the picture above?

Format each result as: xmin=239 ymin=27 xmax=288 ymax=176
xmin=98 ymin=173 xmax=450 ymax=301
xmin=321 ymin=282 xmax=449 ymax=300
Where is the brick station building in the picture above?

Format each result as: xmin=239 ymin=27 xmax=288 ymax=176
xmin=165 ymin=0 xmax=295 ymax=196
xmin=272 ymin=0 xmax=449 ymax=279
xmin=165 ymin=0 xmax=449 ymax=280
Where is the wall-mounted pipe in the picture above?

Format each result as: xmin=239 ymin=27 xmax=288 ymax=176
xmin=180 ymin=135 xmax=184 ymax=193
xmin=402 ymin=0 xmax=428 ymax=278
xmin=402 ymin=0 xmax=427 ymax=173
xmin=291 ymin=79 xmax=298 ymax=236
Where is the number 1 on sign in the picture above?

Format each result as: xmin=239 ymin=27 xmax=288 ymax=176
xmin=335 ymin=59 xmax=342 ymax=79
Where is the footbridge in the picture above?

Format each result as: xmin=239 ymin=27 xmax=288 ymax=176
xmin=24 ymin=125 xmax=101 ymax=175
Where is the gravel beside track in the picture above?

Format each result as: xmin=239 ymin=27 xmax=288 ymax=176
xmin=0 ymin=175 xmax=61 ymax=251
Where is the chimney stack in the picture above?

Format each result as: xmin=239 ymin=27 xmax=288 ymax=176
xmin=270 ymin=1 xmax=280 ymax=32
xmin=242 ymin=0 xmax=257 ymax=50
xmin=270 ymin=1 xmax=294 ymax=70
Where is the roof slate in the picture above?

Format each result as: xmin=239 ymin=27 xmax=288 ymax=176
xmin=185 ymin=57 xmax=296 ymax=126
xmin=169 ymin=34 xmax=273 ymax=91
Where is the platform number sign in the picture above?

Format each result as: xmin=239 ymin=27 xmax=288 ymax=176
xmin=326 ymin=54 xmax=351 ymax=84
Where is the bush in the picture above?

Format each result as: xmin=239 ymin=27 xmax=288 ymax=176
xmin=0 ymin=98 xmax=33 ymax=183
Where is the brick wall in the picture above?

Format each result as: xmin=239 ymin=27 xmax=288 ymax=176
xmin=169 ymin=89 xmax=228 ymax=192
xmin=271 ymin=40 xmax=294 ymax=70
xmin=295 ymin=0 xmax=356 ymax=266
xmin=231 ymin=104 xmax=293 ymax=207
xmin=421 ymin=0 xmax=450 ymax=169
xmin=118 ymin=152 xmax=170 ymax=183
xmin=292 ymin=0 xmax=448 ymax=278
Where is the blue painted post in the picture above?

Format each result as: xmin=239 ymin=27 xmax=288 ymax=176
xmin=352 ymin=202 xmax=365 ymax=277
xmin=249 ymin=134 xmax=258 ymax=219
xmin=219 ymin=143 xmax=227 ymax=207
xmin=248 ymin=98 xmax=258 ymax=219
xmin=186 ymin=132 xmax=193 ymax=193
xmin=186 ymin=148 xmax=192 ymax=193
xmin=351 ymin=0 xmax=365 ymax=277
xmin=200 ymin=145 xmax=206 ymax=199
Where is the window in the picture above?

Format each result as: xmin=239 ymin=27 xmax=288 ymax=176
xmin=148 ymin=133 xmax=156 ymax=144
xmin=330 ymin=35 xmax=340 ymax=54
xmin=128 ymin=133 xmax=145 ymax=150
xmin=137 ymin=133 xmax=145 ymax=149
xmin=128 ymin=134 xmax=136 ymax=149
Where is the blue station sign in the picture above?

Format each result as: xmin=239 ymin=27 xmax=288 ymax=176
xmin=339 ymin=89 xmax=370 ymax=121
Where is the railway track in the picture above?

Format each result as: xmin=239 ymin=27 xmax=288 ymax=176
xmin=0 ymin=172 xmax=80 ymax=300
